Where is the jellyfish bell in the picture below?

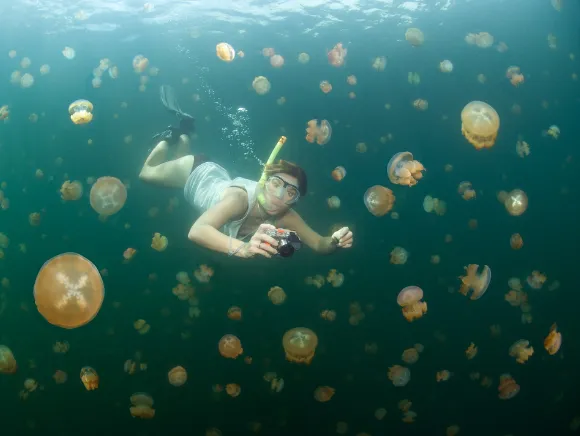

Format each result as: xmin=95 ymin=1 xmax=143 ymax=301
xmin=331 ymin=166 xmax=346 ymax=181
xmin=397 ymin=286 xmax=423 ymax=306
xmin=216 ymin=43 xmax=235 ymax=62
xmin=363 ymin=185 xmax=395 ymax=217
xmin=423 ymin=195 xmax=434 ymax=213
xmin=460 ymin=101 xmax=500 ymax=150
xmin=405 ymin=28 xmax=425 ymax=46
xmin=80 ymin=366 xmax=99 ymax=390
xmin=282 ymin=327 xmax=318 ymax=365
xmin=34 ymin=253 xmax=104 ymax=329
xmin=90 ymin=176 xmax=127 ymax=216
xmin=68 ymin=99 xmax=94 ymax=125
xmin=0 ymin=345 xmax=17 ymax=374
xmin=504 ymin=189 xmax=528 ymax=216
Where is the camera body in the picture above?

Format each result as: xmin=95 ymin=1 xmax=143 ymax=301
xmin=265 ymin=229 xmax=302 ymax=258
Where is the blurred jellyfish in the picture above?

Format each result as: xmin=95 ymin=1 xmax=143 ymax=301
xmin=390 ymin=247 xmax=409 ymax=265
xmin=331 ymin=166 xmax=346 ymax=181
xmin=388 ymin=365 xmax=410 ymax=386
xmin=252 ymin=76 xmax=271 ymax=95
xmin=544 ymin=324 xmax=562 ymax=355
xmin=80 ymin=366 xmax=99 ymax=390
xmin=405 ymin=28 xmax=424 ymax=46
xmin=439 ymin=60 xmax=453 ymax=73
xmin=0 ymin=345 xmax=17 ymax=374
xmin=498 ymin=374 xmax=519 ymax=399
xmin=327 ymin=43 xmax=347 ymax=67
xmin=509 ymin=340 xmax=534 ymax=364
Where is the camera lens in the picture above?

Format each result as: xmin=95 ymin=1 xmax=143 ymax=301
xmin=277 ymin=240 xmax=295 ymax=258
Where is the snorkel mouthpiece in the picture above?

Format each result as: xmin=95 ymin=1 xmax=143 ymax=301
xmin=258 ymin=136 xmax=287 ymax=206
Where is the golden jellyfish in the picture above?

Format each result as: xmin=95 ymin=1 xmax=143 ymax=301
xmin=436 ymin=370 xmax=452 ymax=382
xmin=413 ymin=99 xmax=428 ymax=111
xmin=364 ymin=185 xmax=395 ymax=217
xmin=498 ymin=374 xmax=520 ymax=399
xmin=327 ymin=42 xmax=347 ymax=67
xmin=80 ymin=366 xmax=99 ymax=390
xmin=151 ymin=233 xmax=168 ymax=252
xmin=423 ymin=195 xmax=434 ymax=213
xmin=90 ymin=176 xmax=127 ymax=216
xmin=123 ymin=248 xmax=137 ymax=261
xmin=194 ymin=264 xmax=214 ymax=282
xmin=270 ymin=54 xmax=284 ymax=68
xmin=60 ymin=180 xmax=83 ymax=201
xmin=327 ymin=269 xmax=344 ymax=287
xmin=62 ymin=47 xmax=76 ymax=59
xmin=226 ymin=383 xmax=241 ymax=397
xmin=387 ymin=152 xmax=425 ymax=187
xmin=461 ymin=101 xmax=500 ymax=150
xmin=68 ymin=99 xmax=93 ymax=125
xmin=29 ymin=212 xmax=41 ymax=226
xmin=20 ymin=73 xmax=34 ymax=88
xmin=331 ymin=166 xmax=346 ymax=181
xmin=397 ymin=286 xmax=427 ymax=322
xmin=458 ymin=264 xmax=491 ymax=300
xmin=216 ymin=43 xmax=235 ymax=62
xmin=282 ymin=327 xmax=318 ymax=365
xmin=0 ymin=105 xmax=9 ymax=120
xmin=390 ymin=246 xmax=409 ymax=265
xmin=321 ymin=309 xmax=337 ymax=321
xmin=53 ymin=370 xmax=68 ymax=384
xmin=504 ymin=189 xmax=528 ymax=216
xmin=268 ymin=286 xmax=287 ymax=305
xmin=388 ymin=365 xmax=411 ymax=386
xmin=168 ymin=366 xmax=187 ymax=386
xmin=132 ymin=54 xmax=149 ymax=73
xmin=346 ymin=75 xmax=357 ymax=85
xmin=372 ymin=56 xmax=387 ymax=71
xmin=516 ymin=139 xmax=530 ymax=158
xmin=297 ymin=52 xmax=310 ymax=64
xmin=40 ymin=64 xmax=50 ymax=75
xmin=408 ymin=72 xmax=421 ymax=85
xmin=252 ymin=76 xmax=271 ymax=95
xmin=544 ymin=323 xmax=562 ymax=355
xmin=262 ymin=47 xmax=275 ymax=57
xmin=227 ymin=306 xmax=242 ymax=320
xmin=130 ymin=392 xmax=155 ymax=419
xmin=439 ymin=60 xmax=453 ymax=73
xmin=474 ymin=32 xmax=494 ymax=48
xmin=402 ymin=348 xmax=419 ymax=364
xmin=319 ymin=80 xmax=332 ymax=93
xmin=314 ymin=386 xmax=335 ymax=402
xmin=544 ymin=125 xmax=560 ymax=139
xmin=405 ymin=28 xmax=424 ymax=46
xmin=219 ymin=334 xmax=243 ymax=359
xmin=306 ymin=119 xmax=332 ymax=145
xmin=457 ymin=181 xmax=476 ymax=200
xmin=34 ymin=253 xmax=104 ymax=328
xmin=509 ymin=340 xmax=534 ymax=364
xmin=465 ymin=342 xmax=478 ymax=359
xmin=0 ymin=345 xmax=17 ymax=374
xmin=510 ymin=233 xmax=523 ymax=250
xmin=355 ymin=142 xmax=367 ymax=153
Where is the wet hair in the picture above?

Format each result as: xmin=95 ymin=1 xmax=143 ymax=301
xmin=263 ymin=160 xmax=307 ymax=197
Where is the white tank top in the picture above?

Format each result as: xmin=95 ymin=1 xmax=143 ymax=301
xmin=183 ymin=161 xmax=258 ymax=239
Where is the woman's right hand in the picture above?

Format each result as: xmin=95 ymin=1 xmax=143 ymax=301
xmin=238 ymin=223 xmax=279 ymax=258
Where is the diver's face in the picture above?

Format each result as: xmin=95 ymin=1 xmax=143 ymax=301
xmin=262 ymin=173 xmax=300 ymax=214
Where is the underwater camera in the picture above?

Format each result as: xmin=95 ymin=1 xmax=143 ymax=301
xmin=265 ymin=229 xmax=302 ymax=258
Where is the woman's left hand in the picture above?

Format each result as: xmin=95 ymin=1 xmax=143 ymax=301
xmin=332 ymin=227 xmax=353 ymax=248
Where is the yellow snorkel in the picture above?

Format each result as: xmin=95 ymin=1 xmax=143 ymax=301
xmin=257 ymin=136 xmax=286 ymax=205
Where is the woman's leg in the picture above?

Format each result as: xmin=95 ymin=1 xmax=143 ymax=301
xmin=139 ymin=139 xmax=195 ymax=188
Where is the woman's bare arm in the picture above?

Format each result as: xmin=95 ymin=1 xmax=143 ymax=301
xmin=187 ymin=190 xmax=248 ymax=256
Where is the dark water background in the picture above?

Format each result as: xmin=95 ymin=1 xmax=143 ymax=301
xmin=1 ymin=0 xmax=580 ymax=434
